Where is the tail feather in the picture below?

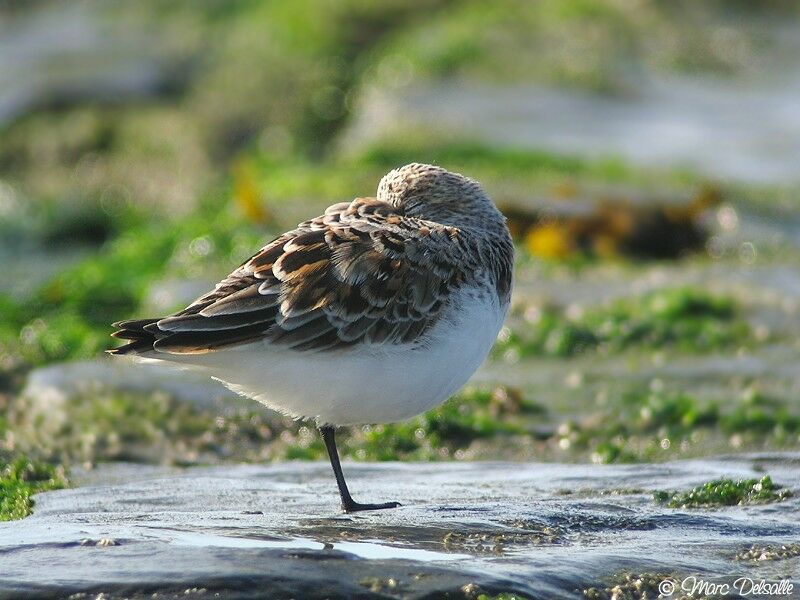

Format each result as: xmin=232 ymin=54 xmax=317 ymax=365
xmin=107 ymin=318 xmax=160 ymax=355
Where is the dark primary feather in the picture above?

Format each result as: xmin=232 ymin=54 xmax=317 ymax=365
xmin=109 ymin=197 xmax=475 ymax=356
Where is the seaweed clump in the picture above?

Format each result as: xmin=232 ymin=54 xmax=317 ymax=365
xmin=496 ymin=287 xmax=750 ymax=360
xmin=654 ymin=475 xmax=792 ymax=508
xmin=0 ymin=454 xmax=67 ymax=521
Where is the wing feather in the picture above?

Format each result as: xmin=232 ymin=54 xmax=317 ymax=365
xmin=109 ymin=197 xmax=470 ymax=355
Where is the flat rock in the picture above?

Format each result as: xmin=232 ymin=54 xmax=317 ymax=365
xmin=0 ymin=4 xmax=178 ymax=126
xmin=2 ymin=455 xmax=799 ymax=599
xmin=345 ymin=77 xmax=800 ymax=185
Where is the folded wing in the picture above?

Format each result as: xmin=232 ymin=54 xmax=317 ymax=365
xmin=110 ymin=198 xmax=469 ymax=355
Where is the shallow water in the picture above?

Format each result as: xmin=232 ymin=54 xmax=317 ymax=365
xmin=2 ymin=457 xmax=798 ymax=599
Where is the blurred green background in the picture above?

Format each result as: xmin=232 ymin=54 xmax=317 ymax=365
xmin=2 ymin=0 xmax=800 ymax=514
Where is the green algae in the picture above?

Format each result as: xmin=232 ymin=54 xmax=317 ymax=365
xmin=285 ymin=386 xmax=543 ymax=462
xmin=553 ymin=387 xmax=800 ymax=464
xmin=6 ymin=384 xmax=540 ymax=467
xmin=654 ymin=475 xmax=792 ymax=508
xmin=554 ymin=388 xmax=721 ymax=464
xmin=6 ymin=377 xmax=798 ymax=467
xmin=495 ymin=287 xmax=751 ymax=360
xmin=720 ymin=390 xmax=800 ymax=439
xmin=376 ymin=0 xmax=793 ymax=92
xmin=341 ymin=387 xmax=539 ymax=461
xmin=0 ymin=200 xmax=270 ymax=375
xmin=0 ymin=454 xmax=67 ymax=521
xmin=8 ymin=388 xmax=279 ymax=467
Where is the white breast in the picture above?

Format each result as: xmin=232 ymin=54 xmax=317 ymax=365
xmin=150 ymin=287 xmax=508 ymax=425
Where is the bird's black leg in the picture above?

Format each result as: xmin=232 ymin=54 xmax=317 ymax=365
xmin=319 ymin=425 xmax=400 ymax=513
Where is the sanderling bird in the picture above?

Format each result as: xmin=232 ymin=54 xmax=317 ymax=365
xmin=109 ymin=163 xmax=513 ymax=512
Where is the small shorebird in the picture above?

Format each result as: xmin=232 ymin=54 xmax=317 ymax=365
xmin=110 ymin=163 xmax=513 ymax=512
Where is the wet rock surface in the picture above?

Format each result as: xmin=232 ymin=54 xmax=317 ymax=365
xmin=2 ymin=456 xmax=799 ymax=599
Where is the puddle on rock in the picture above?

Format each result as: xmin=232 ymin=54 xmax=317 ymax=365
xmin=1 ymin=457 xmax=798 ymax=598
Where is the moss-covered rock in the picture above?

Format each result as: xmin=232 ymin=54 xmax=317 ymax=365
xmin=496 ymin=287 xmax=752 ymax=360
xmin=0 ymin=454 xmax=67 ymax=521
xmin=5 ymin=383 xmax=540 ymax=466
xmin=654 ymin=475 xmax=792 ymax=508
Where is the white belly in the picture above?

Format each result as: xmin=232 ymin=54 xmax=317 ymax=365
xmin=142 ymin=289 xmax=507 ymax=425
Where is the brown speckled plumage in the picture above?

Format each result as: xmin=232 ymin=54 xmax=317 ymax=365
xmin=110 ymin=163 xmax=513 ymax=356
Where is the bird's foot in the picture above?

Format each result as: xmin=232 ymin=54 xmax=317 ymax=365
xmin=342 ymin=500 xmax=401 ymax=513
